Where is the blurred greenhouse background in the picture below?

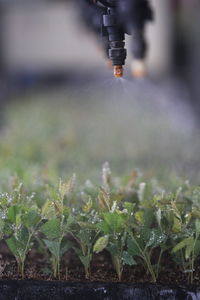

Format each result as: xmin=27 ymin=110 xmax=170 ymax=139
xmin=0 ymin=0 xmax=200 ymax=189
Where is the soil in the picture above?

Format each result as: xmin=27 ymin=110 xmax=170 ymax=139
xmin=1 ymin=241 xmax=200 ymax=285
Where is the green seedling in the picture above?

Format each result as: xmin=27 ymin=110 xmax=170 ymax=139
xmin=172 ymin=219 xmax=200 ymax=284
xmin=69 ymin=204 xmax=100 ymax=279
xmin=39 ymin=217 xmax=73 ymax=279
xmin=0 ymin=163 xmax=200 ymax=284
xmin=5 ymin=204 xmax=41 ymax=278
xmin=71 ymin=227 xmax=98 ymax=279
xmin=39 ymin=177 xmax=75 ymax=279
xmin=127 ymin=207 xmax=167 ymax=282
xmin=94 ymin=211 xmax=136 ymax=281
xmin=128 ymin=228 xmax=167 ymax=282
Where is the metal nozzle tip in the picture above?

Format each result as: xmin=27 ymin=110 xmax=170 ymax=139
xmin=114 ymin=65 xmax=123 ymax=78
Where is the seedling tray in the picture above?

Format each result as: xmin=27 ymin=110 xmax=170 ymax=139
xmin=0 ymin=280 xmax=200 ymax=300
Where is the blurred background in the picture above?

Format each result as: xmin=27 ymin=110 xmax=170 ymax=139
xmin=0 ymin=0 xmax=200 ymax=188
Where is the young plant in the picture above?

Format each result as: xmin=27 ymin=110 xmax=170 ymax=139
xmin=70 ymin=226 xmax=98 ymax=279
xmin=172 ymin=219 xmax=200 ymax=284
xmin=39 ymin=217 xmax=73 ymax=279
xmin=69 ymin=195 xmax=100 ymax=279
xmin=39 ymin=177 xmax=75 ymax=279
xmin=127 ymin=207 xmax=167 ymax=282
xmin=5 ymin=204 xmax=41 ymax=278
xmin=94 ymin=211 xmax=136 ymax=281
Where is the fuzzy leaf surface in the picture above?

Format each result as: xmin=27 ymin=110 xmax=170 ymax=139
xmin=40 ymin=218 xmax=61 ymax=239
xmin=93 ymin=235 xmax=109 ymax=253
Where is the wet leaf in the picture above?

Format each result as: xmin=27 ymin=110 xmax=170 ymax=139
xmin=122 ymin=251 xmax=137 ymax=266
xmin=172 ymin=237 xmax=193 ymax=254
xmin=93 ymin=235 xmax=109 ymax=253
xmin=172 ymin=217 xmax=182 ymax=233
xmin=40 ymin=218 xmax=61 ymax=239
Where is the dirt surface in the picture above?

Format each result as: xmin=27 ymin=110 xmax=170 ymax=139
xmin=1 ymin=241 xmax=200 ymax=285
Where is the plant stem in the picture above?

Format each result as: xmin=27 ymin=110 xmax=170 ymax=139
xmin=156 ymin=248 xmax=163 ymax=279
xmin=129 ymin=232 xmax=156 ymax=282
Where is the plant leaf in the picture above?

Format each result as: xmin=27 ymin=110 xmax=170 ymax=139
xmin=185 ymin=238 xmax=194 ymax=260
xmin=93 ymin=235 xmax=109 ymax=254
xmin=146 ymin=229 xmax=166 ymax=248
xmin=6 ymin=236 xmax=19 ymax=257
xmin=40 ymin=218 xmax=61 ymax=239
xmin=43 ymin=239 xmax=60 ymax=257
xmin=102 ymin=212 xmax=124 ymax=233
xmin=60 ymin=240 xmax=73 ymax=257
xmin=127 ymin=237 xmax=141 ymax=257
xmin=79 ymin=255 xmax=90 ymax=269
xmin=122 ymin=251 xmax=137 ymax=266
xmin=23 ymin=209 xmax=40 ymax=228
xmin=7 ymin=205 xmax=21 ymax=223
xmin=172 ymin=217 xmax=182 ymax=233
xmin=172 ymin=237 xmax=193 ymax=254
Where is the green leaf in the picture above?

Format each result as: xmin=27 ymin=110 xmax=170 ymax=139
xmin=16 ymin=226 xmax=29 ymax=248
xmin=79 ymin=255 xmax=90 ymax=268
xmin=40 ymin=218 xmax=61 ymax=239
xmin=99 ymin=212 xmax=125 ymax=234
xmin=195 ymin=219 xmax=200 ymax=234
xmin=93 ymin=235 xmax=109 ymax=253
xmin=143 ymin=208 xmax=154 ymax=228
xmin=77 ymin=229 xmax=92 ymax=246
xmin=172 ymin=217 xmax=182 ymax=233
xmin=43 ymin=239 xmax=60 ymax=257
xmin=23 ymin=209 xmax=40 ymax=228
xmin=107 ymin=243 xmax=119 ymax=256
xmin=7 ymin=205 xmax=21 ymax=223
xmin=97 ymin=220 xmax=110 ymax=234
xmin=146 ymin=229 xmax=166 ymax=248
xmin=123 ymin=202 xmax=135 ymax=214
xmin=6 ymin=227 xmax=30 ymax=259
xmin=83 ymin=197 xmax=93 ymax=213
xmin=60 ymin=240 xmax=73 ymax=257
xmin=172 ymin=237 xmax=193 ymax=254
xmin=127 ymin=237 xmax=141 ymax=257
xmin=16 ymin=214 xmax=21 ymax=227
xmin=122 ymin=251 xmax=137 ymax=266
xmin=62 ymin=214 xmax=75 ymax=232
xmin=6 ymin=236 xmax=19 ymax=257
xmin=134 ymin=211 xmax=144 ymax=225
xmin=185 ymin=238 xmax=194 ymax=260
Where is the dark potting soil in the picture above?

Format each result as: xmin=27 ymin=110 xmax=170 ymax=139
xmin=1 ymin=241 xmax=200 ymax=285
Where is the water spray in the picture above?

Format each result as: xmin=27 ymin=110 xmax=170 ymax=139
xmin=83 ymin=0 xmax=154 ymax=78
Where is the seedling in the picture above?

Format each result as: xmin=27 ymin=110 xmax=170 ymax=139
xmin=5 ymin=204 xmax=41 ymax=278
xmin=0 ymin=165 xmax=200 ymax=284
xmin=39 ymin=177 xmax=76 ymax=279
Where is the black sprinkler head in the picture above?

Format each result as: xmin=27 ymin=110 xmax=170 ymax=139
xmin=94 ymin=0 xmax=118 ymax=8
xmin=87 ymin=0 xmax=154 ymax=78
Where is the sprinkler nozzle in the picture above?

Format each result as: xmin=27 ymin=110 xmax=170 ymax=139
xmin=131 ymin=60 xmax=146 ymax=78
xmin=114 ymin=65 xmax=123 ymax=78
